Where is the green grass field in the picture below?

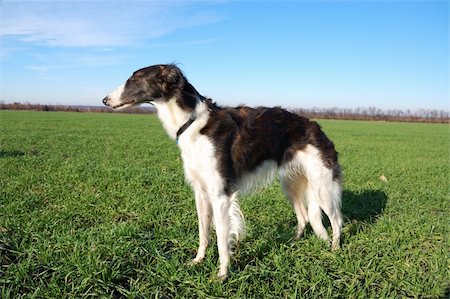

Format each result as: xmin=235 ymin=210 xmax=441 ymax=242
xmin=1 ymin=110 xmax=448 ymax=298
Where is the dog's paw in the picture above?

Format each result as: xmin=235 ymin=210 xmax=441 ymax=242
xmin=207 ymin=271 xmax=228 ymax=284
xmin=331 ymin=242 xmax=341 ymax=251
xmin=186 ymin=257 xmax=204 ymax=266
xmin=216 ymin=271 xmax=228 ymax=282
xmin=294 ymin=227 xmax=306 ymax=240
xmin=294 ymin=232 xmax=304 ymax=241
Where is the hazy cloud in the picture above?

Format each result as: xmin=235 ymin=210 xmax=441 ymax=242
xmin=0 ymin=1 xmax=223 ymax=48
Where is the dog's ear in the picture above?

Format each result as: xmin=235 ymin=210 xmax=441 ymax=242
xmin=157 ymin=65 xmax=182 ymax=93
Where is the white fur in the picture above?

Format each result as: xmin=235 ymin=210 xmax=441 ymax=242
xmin=105 ymin=84 xmax=129 ymax=109
xmin=237 ymin=160 xmax=278 ymax=194
xmin=153 ymin=99 xmax=193 ymax=140
xmin=228 ymin=192 xmax=245 ymax=246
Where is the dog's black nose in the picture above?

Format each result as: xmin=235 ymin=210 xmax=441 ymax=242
xmin=102 ymin=97 xmax=109 ymax=106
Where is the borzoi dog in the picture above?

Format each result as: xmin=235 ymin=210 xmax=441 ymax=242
xmin=103 ymin=64 xmax=343 ymax=278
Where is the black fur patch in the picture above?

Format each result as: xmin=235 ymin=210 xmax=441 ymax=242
xmin=201 ymin=104 xmax=341 ymax=195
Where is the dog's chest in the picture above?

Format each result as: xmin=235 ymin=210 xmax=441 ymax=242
xmin=178 ymin=135 xmax=224 ymax=191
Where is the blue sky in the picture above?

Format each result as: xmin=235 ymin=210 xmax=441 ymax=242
xmin=0 ymin=0 xmax=448 ymax=110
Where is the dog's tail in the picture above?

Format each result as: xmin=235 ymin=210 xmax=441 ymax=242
xmin=229 ymin=192 xmax=245 ymax=248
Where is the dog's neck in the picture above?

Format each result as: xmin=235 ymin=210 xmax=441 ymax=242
xmin=154 ymin=96 xmax=207 ymax=140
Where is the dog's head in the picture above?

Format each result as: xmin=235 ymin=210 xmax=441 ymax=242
xmin=103 ymin=64 xmax=184 ymax=110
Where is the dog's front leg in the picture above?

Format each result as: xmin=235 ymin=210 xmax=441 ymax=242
xmin=211 ymin=193 xmax=231 ymax=279
xmin=191 ymin=185 xmax=212 ymax=265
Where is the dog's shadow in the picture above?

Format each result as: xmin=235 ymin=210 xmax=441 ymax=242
xmin=341 ymin=189 xmax=387 ymax=223
xmin=338 ymin=189 xmax=388 ymax=241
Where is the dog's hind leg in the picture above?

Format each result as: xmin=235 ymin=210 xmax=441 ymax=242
xmin=307 ymin=181 xmax=342 ymax=249
xmin=316 ymin=179 xmax=343 ymax=250
xmin=191 ymin=184 xmax=212 ymax=265
xmin=306 ymin=188 xmax=329 ymax=242
xmin=280 ymin=173 xmax=309 ymax=240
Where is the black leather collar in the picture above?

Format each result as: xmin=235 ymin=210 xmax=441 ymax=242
xmin=176 ymin=114 xmax=197 ymax=143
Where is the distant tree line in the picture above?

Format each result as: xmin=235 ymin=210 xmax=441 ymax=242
xmin=292 ymin=106 xmax=449 ymax=123
xmin=0 ymin=102 xmax=155 ymax=114
xmin=1 ymin=101 xmax=448 ymax=123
